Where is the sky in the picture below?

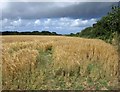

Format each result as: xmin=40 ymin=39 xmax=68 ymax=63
xmin=0 ymin=1 xmax=119 ymax=34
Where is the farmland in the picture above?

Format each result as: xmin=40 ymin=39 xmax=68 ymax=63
xmin=1 ymin=35 xmax=119 ymax=90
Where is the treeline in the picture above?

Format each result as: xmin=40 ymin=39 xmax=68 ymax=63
xmin=70 ymin=5 xmax=120 ymax=44
xmin=1 ymin=31 xmax=62 ymax=36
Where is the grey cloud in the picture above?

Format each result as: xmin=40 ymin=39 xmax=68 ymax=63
xmin=51 ymin=2 xmax=118 ymax=19
xmin=2 ymin=2 xmax=118 ymax=19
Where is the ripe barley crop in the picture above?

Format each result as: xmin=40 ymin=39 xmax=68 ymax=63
xmin=0 ymin=36 xmax=2 ymax=91
xmin=1 ymin=36 xmax=119 ymax=90
xmin=53 ymin=39 xmax=118 ymax=79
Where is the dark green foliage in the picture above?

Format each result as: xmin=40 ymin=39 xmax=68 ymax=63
xmin=77 ymin=5 xmax=120 ymax=44
xmin=2 ymin=31 xmax=61 ymax=35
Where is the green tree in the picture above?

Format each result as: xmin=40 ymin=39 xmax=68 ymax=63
xmin=78 ymin=5 xmax=120 ymax=44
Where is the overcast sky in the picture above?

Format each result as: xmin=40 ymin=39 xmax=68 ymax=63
xmin=0 ymin=1 xmax=118 ymax=34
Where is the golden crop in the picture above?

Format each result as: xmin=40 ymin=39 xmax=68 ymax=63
xmin=1 ymin=36 xmax=119 ymax=90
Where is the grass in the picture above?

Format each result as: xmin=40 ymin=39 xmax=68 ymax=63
xmin=1 ymin=35 xmax=119 ymax=90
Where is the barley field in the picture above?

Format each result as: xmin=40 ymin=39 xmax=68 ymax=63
xmin=1 ymin=35 xmax=119 ymax=90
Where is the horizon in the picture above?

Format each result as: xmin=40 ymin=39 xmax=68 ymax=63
xmin=0 ymin=2 xmax=119 ymax=34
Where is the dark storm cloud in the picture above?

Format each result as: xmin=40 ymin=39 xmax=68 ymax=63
xmin=2 ymin=2 xmax=118 ymax=19
xmin=50 ymin=2 xmax=118 ymax=19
